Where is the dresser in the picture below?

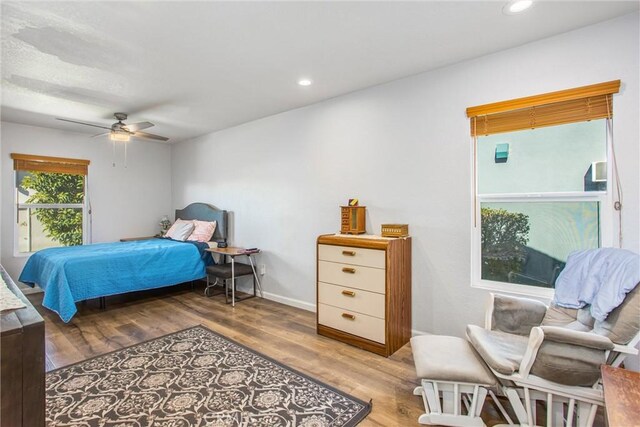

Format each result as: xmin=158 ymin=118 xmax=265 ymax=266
xmin=1 ymin=265 xmax=45 ymax=427
xmin=316 ymin=234 xmax=411 ymax=357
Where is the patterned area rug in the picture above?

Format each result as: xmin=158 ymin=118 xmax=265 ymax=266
xmin=46 ymin=326 xmax=371 ymax=426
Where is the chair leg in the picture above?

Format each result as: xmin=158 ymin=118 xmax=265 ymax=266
xmin=488 ymin=390 xmax=514 ymax=425
xmin=502 ymin=385 xmax=601 ymax=427
xmin=415 ymin=380 xmax=488 ymax=426
xmin=504 ymin=388 xmax=529 ymax=426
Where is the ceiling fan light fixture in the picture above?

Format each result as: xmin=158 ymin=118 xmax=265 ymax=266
xmin=298 ymin=78 xmax=312 ymax=87
xmin=503 ymin=0 xmax=534 ymax=15
xmin=56 ymin=113 xmax=168 ymax=142
xmin=110 ymin=131 xmax=130 ymax=142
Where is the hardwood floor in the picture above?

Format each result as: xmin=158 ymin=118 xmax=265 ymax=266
xmin=30 ymin=283 xmax=508 ymax=426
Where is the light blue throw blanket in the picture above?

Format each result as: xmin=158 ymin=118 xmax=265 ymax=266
xmin=553 ymin=248 xmax=640 ymax=321
xmin=19 ymin=239 xmax=209 ymax=323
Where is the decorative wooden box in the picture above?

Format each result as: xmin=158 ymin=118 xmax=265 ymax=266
xmin=340 ymin=206 xmax=366 ymax=235
xmin=381 ymin=224 xmax=409 ymax=238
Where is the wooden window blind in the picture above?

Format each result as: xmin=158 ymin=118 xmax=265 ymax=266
xmin=11 ymin=153 xmax=90 ymax=175
xmin=466 ymin=80 xmax=620 ymax=136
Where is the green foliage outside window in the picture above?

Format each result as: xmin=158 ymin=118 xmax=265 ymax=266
xmin=21 ymin=172 xmax=84 ymax=246
xmin=481 ymin=207 xmax=530 ymax=282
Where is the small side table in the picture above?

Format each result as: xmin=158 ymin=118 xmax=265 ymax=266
xmin=601 ymin=364 xmax=640 ymax=427
xmin=205 ymin=247 xmax=263 ymax=306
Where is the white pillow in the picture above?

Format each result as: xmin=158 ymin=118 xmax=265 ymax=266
xmin=165 ymin=219 xmax=195 ymax=241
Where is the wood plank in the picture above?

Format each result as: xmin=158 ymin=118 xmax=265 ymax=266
xmin=601 ymin=364 xmax=640 ymax=427
xmin=466 ymin=80 xmax=620 ymax=117
xmin=1 ymin=266 xmax=45 ymax=427
xmin=10 ymin=152 xmax=91 ymax=165
xmin=34 ymin=282 xmax=514 ymax=426
xmin=1 ymin=333 xmax=22 ymax=427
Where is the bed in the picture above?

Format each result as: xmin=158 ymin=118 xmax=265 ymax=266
xmin=19 ymin=203 xmax=228 ymax=323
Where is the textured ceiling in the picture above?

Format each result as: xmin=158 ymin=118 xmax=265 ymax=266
xmin=2 ymin=1 xmax=638 ymax=143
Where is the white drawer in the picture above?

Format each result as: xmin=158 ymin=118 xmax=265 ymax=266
xmin=318 ymin=282 xmax=385 ymax=319
xmin=318 ymin=260 xmax=385 ymax=294
xmin=318 ymin=303 xmax=386 ymax=344
xmin=318 ymin=244 xmax=385 ymax=269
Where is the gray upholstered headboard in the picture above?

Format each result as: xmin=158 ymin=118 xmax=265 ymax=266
xmin=175 ymin=203 xmax=228 ymax=243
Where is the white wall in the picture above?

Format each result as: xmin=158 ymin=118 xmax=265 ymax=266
xmin=1 ymin=122 xmax=173 ymax=279
xmin=172 ymin=12 xmax=639 ymax=337
xmin=172 ymin=13 xmax=639 ymax=337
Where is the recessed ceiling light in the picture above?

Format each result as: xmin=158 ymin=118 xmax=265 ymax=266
xmin=503 ymin=0 xmax=534 ymax=15
xmin=298 ymin=79 xmax=312 ymax=86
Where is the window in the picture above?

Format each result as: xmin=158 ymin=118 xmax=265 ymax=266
xmin=12 ymin=154 xmax=90 ymax=254
xmin=467 ymin=81 xmax=620 ymax=295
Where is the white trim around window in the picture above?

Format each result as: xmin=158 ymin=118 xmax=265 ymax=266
xmin=470 ymin=121 xmax=615 ymax=297
xmin=13 ymin=171 xmax=89 ymax=256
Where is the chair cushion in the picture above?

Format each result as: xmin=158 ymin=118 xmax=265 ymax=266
xmin=542 ymin=304 xmax=593 ymax=332
xmin=466 ymin=325 xmax=529 ymax=376
xmin=492 ymin=294 xmax=547 ymax=335
xmin=206 ymin=263 xmax=254 ymax=279
xmin=593 ymin=282 xmax=640 ymax=344
xmin=531 ymin=339 xmax=606 ymax=386
xmin=411 ymin=335 xmax=497 ymax=386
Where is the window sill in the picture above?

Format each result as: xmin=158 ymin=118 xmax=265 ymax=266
xmin=472 ymin=279 xmax=554 ymax=301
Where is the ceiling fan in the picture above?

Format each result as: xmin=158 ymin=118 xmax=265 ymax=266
xmin=56 ymin=113 xmax=169 ymax=142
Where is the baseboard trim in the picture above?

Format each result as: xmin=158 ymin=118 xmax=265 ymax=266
xmin=261 ymin=291 xmax=316 ymax=312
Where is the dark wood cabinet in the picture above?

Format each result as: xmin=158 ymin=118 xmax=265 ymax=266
xmin=1 ymin=266 xmax=45 ymax=427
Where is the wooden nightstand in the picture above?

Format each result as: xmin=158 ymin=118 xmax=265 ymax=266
xmin=119 ymin=236 xmax=158 ymax=242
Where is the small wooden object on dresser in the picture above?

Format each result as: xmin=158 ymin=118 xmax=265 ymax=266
xmin=381 ymin=224 xmax=409 ymax=238
xmin=340 ymin=206 xmax=366 ymax=234
xmin=316 ymin=234 xmax=411 ymax=357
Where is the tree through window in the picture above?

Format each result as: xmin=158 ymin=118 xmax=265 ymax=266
xmin=12 ymin=154 xmax=89 ymax=253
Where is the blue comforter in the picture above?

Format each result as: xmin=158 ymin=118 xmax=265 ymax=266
xmin=19 ymin=238 xmax=211 ymax=323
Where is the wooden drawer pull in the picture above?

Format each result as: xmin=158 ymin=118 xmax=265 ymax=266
xmin=342 ymin=267 xmax=356 ymax=274
xmin=342 ymin=250 xmax=356 ymax=256
xmin=342 ymin=313 xmax=355 ymax=320
xmin=341 ymin=290 xmax=356 ymax=297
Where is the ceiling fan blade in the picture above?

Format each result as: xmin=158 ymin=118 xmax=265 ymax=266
xmin=124 ymin=121 xmax=154 ymax=132
xmin=56 ymin=118 xmax=112 ymax=130
xmin=133 ymin=131 xmax=169 ymax=142
xmin=91 ymin=132 xmax=110 ymax=138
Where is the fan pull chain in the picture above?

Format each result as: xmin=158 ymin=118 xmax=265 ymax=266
xmin=112 ymin=139 xmax=116 ymax=167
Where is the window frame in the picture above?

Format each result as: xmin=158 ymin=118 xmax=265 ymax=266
xmin=470 ymin=121 xmax=615 ymax=298
xmin=13 ymin=171 xmax=89 ymax=257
